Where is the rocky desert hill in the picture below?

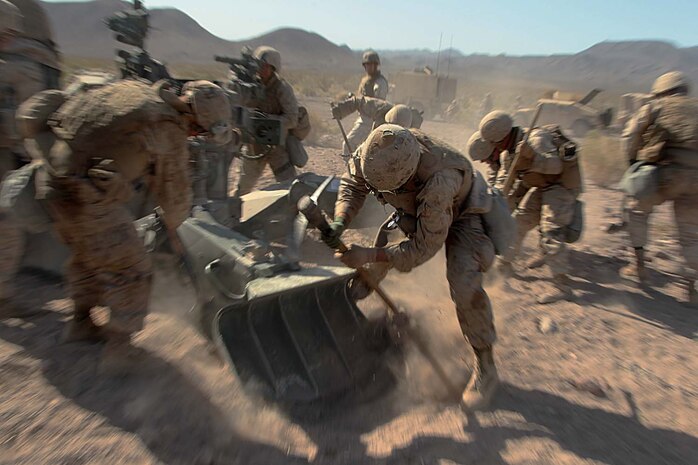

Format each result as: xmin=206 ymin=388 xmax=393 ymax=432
xmin=44 ymin=0 xmax=698 ymax=91
xmin=43 ymin=0 xmax=355 ymax=70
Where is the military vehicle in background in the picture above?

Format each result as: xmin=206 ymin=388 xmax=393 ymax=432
xmin=513 ymin=89 xmax=613 ymax=138
xmin=615 ymin=92 xmax=652 ymax=131
xmin=390 ymin=67 xmax=457 ymax=119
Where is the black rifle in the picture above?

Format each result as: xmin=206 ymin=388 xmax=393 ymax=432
xmin=105 ymin=0 xmax=173 ymax=83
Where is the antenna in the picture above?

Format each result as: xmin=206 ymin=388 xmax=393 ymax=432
xmin=446 ymin=34 xmax=453 ymax=77
xmin=435 ymin=32 xmax=443 ymax=75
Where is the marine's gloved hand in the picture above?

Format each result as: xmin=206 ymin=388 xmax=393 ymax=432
xmin=517 ymin=140 xmax=535 ymax=160
xmin=321 ymin=217 xmax=346 ymax=249
xmin=331 ymin=95 xmax=358 ymax=120
xmin=335 ymin=244 xmax=378 ymax=269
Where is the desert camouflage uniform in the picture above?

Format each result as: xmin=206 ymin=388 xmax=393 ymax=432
xmin=487 ymin=149 xmax=532 ymax=210
xmin=336 ymin=95 xmax=392 ymax=125
xmin=333 ymin=95 xmax=422 ymax=130
xmin=0 ymin=57 xmax=36 ymax=296
xmin=42 ymin=81 xmax=192 ymax=335
xmin=0 ymin=0 xmax=61 ymax=175
xmin=336 ymin=130 xmax=496 ymax=348
xmin=622 ymin=95 xmax=698 ymax=280
xmin=484 ymin=158 xmax=500 ymax=186
xmin=499 ymin=127 xmax=581 ymax=276
xmin=234 ymin=73 xmax=298 ymax=196
xmin=0 ymin=0 xmax=60 ymax=298
xmin=7 ymin=0 xmax=60 ymax=83
xmin=344 ymin=72 xmax=388 ymax=152
xmin=49 ymin=172 xmax=154 ymax=334
xmin=0 ymin=199 xmax=23 ymax=298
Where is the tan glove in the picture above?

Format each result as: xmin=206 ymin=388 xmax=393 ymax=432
xmin=335 ymin=244 xmax=378 ymax=269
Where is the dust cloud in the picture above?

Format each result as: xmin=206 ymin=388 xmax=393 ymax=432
xmin=357 ymin=247 xmax=509 ymax=405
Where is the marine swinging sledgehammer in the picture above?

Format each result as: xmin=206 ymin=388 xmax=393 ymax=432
xmin=298 ymin=193 xmax=462 ymax=400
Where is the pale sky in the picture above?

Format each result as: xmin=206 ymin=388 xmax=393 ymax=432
xmin=46 ymin=0 xmax=698 ymax=55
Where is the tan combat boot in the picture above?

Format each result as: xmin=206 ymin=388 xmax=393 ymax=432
xmin=620 ymin=247 xmax=648 ymax=283
xmin=537 ymin=274 xmax=574 ymax=304
xmin=461 ymin=346 xmax=499 ymax=411
xmin=61 ymin=307 xmax=104 ymax=344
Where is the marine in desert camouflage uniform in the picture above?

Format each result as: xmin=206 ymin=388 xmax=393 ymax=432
xmin=233 ymin=46 xmax=299 ymax=196
xmin=467 ymin=131 xmax=499 ymax=185
xmin=342 ymin=50 xmax=389 ymax=152
xmin=466 ymin=130 xmax=530 ymax=209
xmin=17 ymin=79 xmax=233 ymax=371
xmin=0 ymin=0 xmax=62 ymax=299
xmin=620 ymin=71 xmax=698 ymax=306
xmin=324 ymin=124 xmax=499 ymax=411
xmin=331 ymin=95 xmax=423 ymax=130
xmin=0 ymin=0 xmax=25 ymax=300
xmin=479 ymin=111 xmax=583 ymax=304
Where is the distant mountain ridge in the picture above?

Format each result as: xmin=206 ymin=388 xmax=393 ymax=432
xmin=43 ymin=0 xmax=356 ymax=69
xmin=43 ymin=0 xmax=698 ymax=89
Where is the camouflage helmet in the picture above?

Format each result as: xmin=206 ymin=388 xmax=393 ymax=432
xmin=479 ymin=110 xmax=513 ymax=143
xmin=651 ymin=71 xmax=690 ymax=96
xmin=360 ymin=124 xmax=420 ymax=192
xmin=0 ymin=0 xmax=23 ymax=34
xmin=385 ymin=104 xmax=413 ymax=128
xmin=181 ymin=81 xmax=233 ymax=145
xmin=466 ymin=131 xmax=494 ymax=161
xmin=362 ymin=50 xmax=380 ymax=65
xmin=254 ymin=45 xmax=281 ymax=71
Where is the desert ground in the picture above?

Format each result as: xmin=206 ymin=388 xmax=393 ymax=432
xmin=1 ymin=95 xmax=697 ymax=465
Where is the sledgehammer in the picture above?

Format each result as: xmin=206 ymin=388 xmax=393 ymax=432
xmin=297 ymin=195 xmax=461 ymax=399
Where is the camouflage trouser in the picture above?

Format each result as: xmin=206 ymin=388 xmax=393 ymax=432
xmin=359 ymin=213 xmax=497 ymax=349
xmin=624 ymin=195 xmax=653 ymax=249
xmin=50 ymin=177 xmax=152 ymax=335
xmin=625 ymin=166 xmax=698 ymax=278
xmin=344 ymin=116 xmax=372 ymax=153
xmin=0 ymin=148 xmax=24 ymax=298
xmin=0 ymin=210 xmax=23 ymax=299
xmin=446 ymin=214 xmax=497 ymax=349
xmin=506 ymin=184 xmax=576 ymax=275
xmin=233 ymin=146 xmax=297 ymax=197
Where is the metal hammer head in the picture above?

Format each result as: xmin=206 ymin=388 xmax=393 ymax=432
xmin=297 ymin=195 xmax=331 ymax=233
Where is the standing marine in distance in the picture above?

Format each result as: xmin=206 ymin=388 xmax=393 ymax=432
xmin=342 ymin=50 xmax=389 ymax=152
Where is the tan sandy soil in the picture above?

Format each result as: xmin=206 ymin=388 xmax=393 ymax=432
xmin=1 ymin=116 xmax=696 ymax=465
